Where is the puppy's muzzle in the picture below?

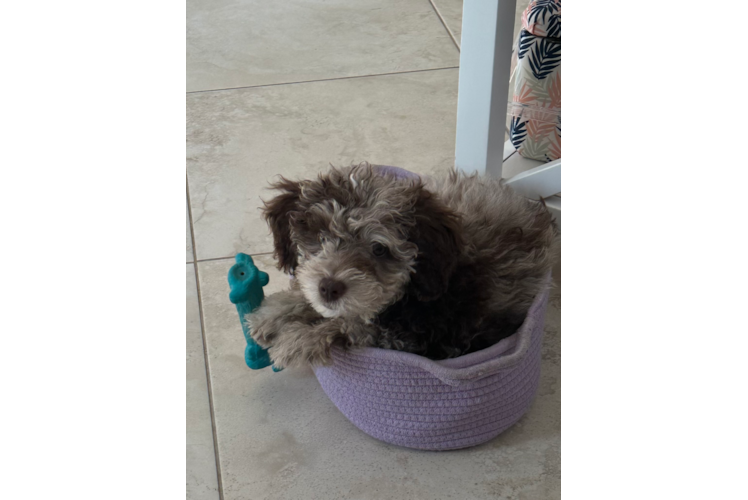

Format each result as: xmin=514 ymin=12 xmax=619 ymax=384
xmin=319 ymin=278 xmax=347 ymax=303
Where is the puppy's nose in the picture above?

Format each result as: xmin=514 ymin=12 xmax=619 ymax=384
xmin=319 ymin=278 xmax=346 ymax=302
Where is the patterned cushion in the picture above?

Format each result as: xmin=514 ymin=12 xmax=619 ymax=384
xmin=510 ymin=0 xmax=561 ymax=162
xmin=522 ymin=0 xmax=561 ymax=37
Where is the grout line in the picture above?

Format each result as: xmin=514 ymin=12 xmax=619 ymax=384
xmin=187 ymin=177 xmax=225 ymax=500
xmin=191 ymin=252 xmax=273 ymax=265
xmin=428 ymin=0 xmax=461 ymax=52
xmin=186 ymin=66 xmax=459 ymax=94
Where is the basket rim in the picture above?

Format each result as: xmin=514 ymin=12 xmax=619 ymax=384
xmin=326 ymin=274 xmax=551 ymax=387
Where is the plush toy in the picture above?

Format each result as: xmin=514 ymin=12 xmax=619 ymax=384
xmin=228 ymin=253 xmax=281 ymax=372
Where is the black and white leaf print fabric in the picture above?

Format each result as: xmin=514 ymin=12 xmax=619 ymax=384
xmin=529 ymin=37 xmax=561 ymax=80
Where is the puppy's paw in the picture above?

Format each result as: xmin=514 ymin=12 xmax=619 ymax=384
xmin=266 ymin=319 xmax=348 ymax=369
xmin=246 ymin=290 xmax=316 ymax=347
xmin=267 ymin=335 xmax=333 ymax=370
xmin=247 ymin=315 xmax=277 ymax=348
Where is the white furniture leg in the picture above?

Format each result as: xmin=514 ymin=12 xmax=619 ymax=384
xmin=505 ymin=159 xmax=561 ymax=200
xmin=454 ymin=0 xmax=517 ymax=178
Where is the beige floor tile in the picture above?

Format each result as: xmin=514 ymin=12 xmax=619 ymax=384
xmin=187 ymin=69 xmax=459 ymax=261
xmin=431 ymin=0 xmax=464 ymax=45
xmin=187 ymin=200 xmax=195 ymax=263
xmin=433 ymin=0 xmax=530 ymax=48
xmin=198 ymin=255 xmax=560 ymax=500
xmin=187 ymin=0 xmax=459 ymax=92
xmin=187 ymin=265 xmax=220 ymax=500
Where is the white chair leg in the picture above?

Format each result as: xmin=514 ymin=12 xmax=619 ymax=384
xmin=505 ymin=159 xmax=561 ymax=200
xmin=454 ymin=0 xmax=517 ymax=178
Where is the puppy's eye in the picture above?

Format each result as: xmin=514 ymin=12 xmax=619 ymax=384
xmin=372 ymin=242 xmax=388 ymax=257
xmin=289 ymin=212 xmax=306 ymax=225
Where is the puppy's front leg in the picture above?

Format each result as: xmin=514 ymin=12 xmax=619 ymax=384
xmin=247 ymin=289 xmax=345 ymax=367
xmin=248 ymin=291 xmax=379 ymax=368
xmin=264 ymin=318 xmax=342 ymax=369
xmin=267 ymin=318 xmax=381 ymax=369
xmin=246 ymin=289 xmax=319 ymax=348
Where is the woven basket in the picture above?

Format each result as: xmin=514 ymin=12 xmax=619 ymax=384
xmin=314 ymin=280 xmax=550 ymax=451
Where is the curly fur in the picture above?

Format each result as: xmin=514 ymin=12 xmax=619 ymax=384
xmin=249 ymin=163 xmax=558 ymax=368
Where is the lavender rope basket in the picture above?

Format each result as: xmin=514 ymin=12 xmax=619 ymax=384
xmin=306 ymin=163 xmax=549 ymax=450
xmin=313 ymin=282 xmax=549 ymax=451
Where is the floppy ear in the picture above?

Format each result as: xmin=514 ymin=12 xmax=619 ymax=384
xmin=408 ymin=189 xmax=464 ymax=301
xmin=262 ymin=177 xmax=301 ymax=274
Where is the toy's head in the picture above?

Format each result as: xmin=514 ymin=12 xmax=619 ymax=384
xmin=229 ymin=253 xmax=270 ymax=306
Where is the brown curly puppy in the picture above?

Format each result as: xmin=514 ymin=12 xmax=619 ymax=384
xmin=248 ymin=163 xmax=558 ymax=368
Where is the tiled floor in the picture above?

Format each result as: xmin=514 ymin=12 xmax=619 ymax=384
xmin=186 ymin=1 xmax=559 ymax=499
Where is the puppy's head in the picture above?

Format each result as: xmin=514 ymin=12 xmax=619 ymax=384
xmin=263 ymin=164 xmax=462 ymax=320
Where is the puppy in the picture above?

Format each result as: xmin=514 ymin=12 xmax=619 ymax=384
xmin=248 ymin=163 xmax=558 ymax=368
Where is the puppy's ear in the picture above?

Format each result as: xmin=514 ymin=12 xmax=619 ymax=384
xmin=263 ymin=177 xmax=301 ymax=274
xmin=408 ymin=189 xmax=463 ymax=301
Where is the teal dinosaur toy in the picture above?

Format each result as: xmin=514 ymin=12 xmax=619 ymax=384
xmin=228 ymin=253 xmax=281 ymax=372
